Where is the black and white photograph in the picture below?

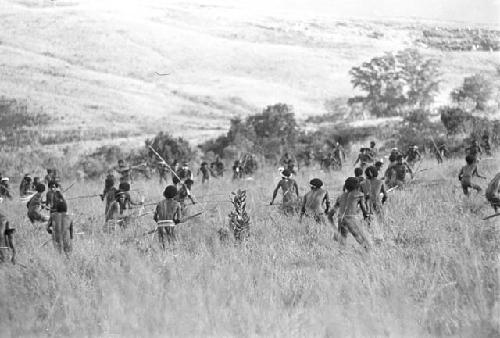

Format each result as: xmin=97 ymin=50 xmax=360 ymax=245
xmin=0 ymin=0 xmax=499 ymax=336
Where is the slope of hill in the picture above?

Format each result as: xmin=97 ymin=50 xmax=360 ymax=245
xmin=0 ymin=0 xmax=499 ymax=144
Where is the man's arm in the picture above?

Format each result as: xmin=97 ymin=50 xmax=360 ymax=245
xmin=293 ymin=181 xmax=299 ymax=197
xmin=323 ymin=191 xmax=331 ymax=214
xmin=270 ymin=182 xmax=280 ymax=204
xmin=381 ymin=183 xmax=388 ymax=204
xmin=299 ymin=195 xmax=306 ymax=221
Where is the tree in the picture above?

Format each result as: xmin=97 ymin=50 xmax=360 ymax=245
xmin=439 ymin=106 xmax=472 ymax=135
xmin=348 ymin=48 xmax=441 ymax=117
xmin=451 ymin=74 xmax=493 ymax=111
xmin=396 ymin=49 xmax=441 ymax=108
xmin=146 ymin=132 xmax=193 ymax=164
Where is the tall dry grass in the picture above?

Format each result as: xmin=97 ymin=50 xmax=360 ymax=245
xmin=0 ymin=156 xmax=498 ymax=337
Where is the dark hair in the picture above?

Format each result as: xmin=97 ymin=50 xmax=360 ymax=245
xmin=163 ymin=185 xmax=178 ymax=199
xmin=36 ymin=183 xmax=46 ymax=193
xmin=310 ymin=178 xmax=323 ymax=188
xmin=172 ymin=176 xmax=180 ymax=184
xmin=465 ymin=154 xmax=475 ymax=164
xmin=118 ymin=182 xmax=130 ymax=192
xmin=344 ymin=177 xmax=359 ymax=192
xmin=354 ymin=168 xmax=363 ymax=177
xmin=184 ymin=179 xmax=194 ymax=185
xmin=282 ymin=169 xmax=291 ymax=177
xmin=365 ymin=166 xmax=378 ymax=179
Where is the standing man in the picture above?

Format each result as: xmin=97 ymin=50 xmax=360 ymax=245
xmin=46 ymin=197 xmax=73 ymax=255
xmin=154 ymin=185 xmax=182 ymax=248
xmin=197 ymin=162 xmax=211 ymax=185
xmin=270 ymin=169 xmax=299 ymax=215
xmin=328 ymin=177 xmax=370 ymax=251
xmin=404 ymin=145 xmax=422 ymax=168
xmin=300 ymin=178 xmax=330 ymax=223
xmin=458 ymin=155 xmax=486 ymax=196
xmin=0 ymin=212 xmax=15 ymax=264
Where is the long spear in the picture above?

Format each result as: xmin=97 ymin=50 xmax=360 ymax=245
xmin=66 ymin=194 xmax=101 ymax=201
xmin=483 ymin=213 xmax=500 ymax=221
xmin=147 ymin=145 xmax=180 ymax=182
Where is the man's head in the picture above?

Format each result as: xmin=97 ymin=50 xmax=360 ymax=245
xmin=173 ymin=176 xmax=180 ymax=185
xmin=354 ymin=167 xmax=363 ymax=177
xmin=118 ymin=159 xmax=124 ymax=166
xmin=48 ymin=180 xmax=60 ymax=190
xmin=375 ymin=159 xmax=384 ymax=169
xmin=163 ymin=185 xmax=178 ymax=199
xmin=36 ymin=183 xmax=46 ymax=193
xmin=465 ymin=154 xmax=475 ymax=165
xmin=370 ymin=141 xmax=376 ymax=148
xmin=119 ymin=182 xmax=131 ymax=192
xmin=396 ymin=154 xmax=404 ymax=164
xmin=184 ymin=178 xmax=194 ymax=188
xmin=281 ymin=169 xmax=291 ymax=178
xmin=47 ymin=169 xmax=53 ymax=174
xmin=344 ymin=177 xmax=360 ymax=192
xmin=309 ymin=178 xmax=323 ymax=190
xmin=365 ymin=166 xmax=378 ymax=179
xmin=115 ymin=191 xmax=126 ymax=203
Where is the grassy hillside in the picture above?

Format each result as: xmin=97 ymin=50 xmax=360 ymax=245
xmin=0 ymin=154 xmax=498 ymax=336
xmin=0 ymin=0 xmax=499 ymax=144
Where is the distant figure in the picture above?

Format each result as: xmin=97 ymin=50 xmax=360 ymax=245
xmin=333 ymin=142 xmax=346 ymax=170
xmin=197 ymin=162 xmax=211 ymax=184
xmin=210 ymin=157 xmax=224 ymax=178
xmin=270 ymin=169 xmax=299 ymax=215
xmin=0 ymin=212 xmax=15 ymax=264
xmin=481 ymin=133 xmax=491 ymax=156
xmin=176 ymin=179 xmax=196 ymax=213
xmin=353 ymin=148 xmax=373 ymax=170
xmin=300 ymin=178 xmax=330 ymax=223
xmin=0 ymin=177 xmax=13 ymax=200
xmin=404 ymin=145 xmax=422 ymax=167
xmin=465 ymin=140 xmax=482 ymax=162
xmin=386 ymin=155 xmax=413 ymax=189
xmin=46 ymin=197 xmax=73 ymax=255
xmin=177 ymin=162 xmax=193 ymax=182
xmin=20 ymin=174 xmax=33 ymax=196
xmin=154 ymin=185 xmax=182 ymax=248
xmin=116 ymin=159 xmax=131 ymax=184
xmin=364 ymin=166 xmax=388 ymax=217
xmin=368 ymin=141 xmax=378 ymax=159
xmin=232 ymin=160 xmax=243 ymax=180
xmin=485 ymin=172 xmax=500 ymax=213
xmin=27 ymin=183 xmax=49 ymax=224
xmin=458 ymin=155 xmax=485 ymax=196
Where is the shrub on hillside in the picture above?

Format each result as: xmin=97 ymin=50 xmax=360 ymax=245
xmin=146 ymin=132 xmax=194 ymax=164
xmin=451 ymin=74 xmax=494 ymax=111
xmin=348 ymin=48 xmax=440 ymax=117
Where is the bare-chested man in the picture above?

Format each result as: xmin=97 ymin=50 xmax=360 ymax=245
xmin=300 ymin=178 xmax=330 ymax=223
xmin=154 ymin=185 xmax=182 ymax=248
xmin=458 ymin=155 xmax=485 ymax=196
xmin=270 ymin=169 xmax=299 ymax=215
xmin=328 ymin=177 xmax=370 ymax=251
xmin=47 ymin=198 xmax=73 ymax=255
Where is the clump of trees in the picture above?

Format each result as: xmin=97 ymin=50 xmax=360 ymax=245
xmin=201 ymin=103 xmax=298 ymax=161
xmin=451 ymin=73 xmax=494 ymax=111
xmin=348 ymin=48 xmax=441 ymax=117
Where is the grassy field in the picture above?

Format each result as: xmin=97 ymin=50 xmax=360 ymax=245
xmin=0 ymin=154 xmax=498 ymax=336
xmin=0 ymin=0 xmax=499 ymax=144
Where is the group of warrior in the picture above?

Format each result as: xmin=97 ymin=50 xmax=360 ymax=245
xmin=1 ymin=138 xmax=499 ymax=263
xmin=270 ymin=140 xmax=499 ymax=251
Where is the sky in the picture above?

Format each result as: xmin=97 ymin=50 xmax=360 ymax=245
xmin=203 ymin=0 xmax=500 ymax=25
